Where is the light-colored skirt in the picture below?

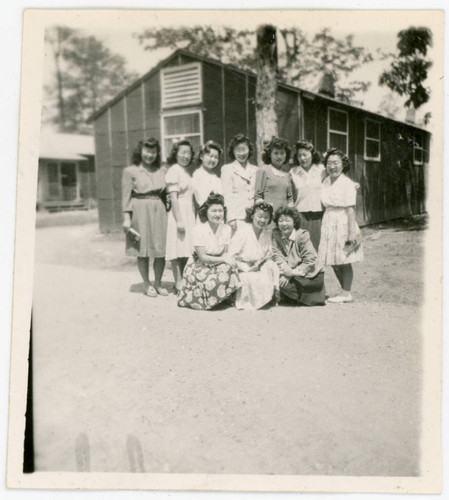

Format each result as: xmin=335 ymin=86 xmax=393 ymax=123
xmin=318 ymin=207 xmax=364 ymax=266
xmin=127 ymin=197 xmax=167 ymax=258
xmin=235 ymin=260 xmax=279 ymax=310
xmin=165 ymin=194 xmax=196 ymax=260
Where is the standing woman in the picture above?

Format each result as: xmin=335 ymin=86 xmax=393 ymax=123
xmin=254 ymin=136 xmax=294 ymax=214
xmin=318 ymin=148 xmax=363 ymax=303
xmin=290 ymin=140 xmax=326 ymax=250
xmin=122 ymin=138 xmax=169 ymax=297
xmin=192 ymin=140 xmax=223 ymax=208
xmin=165 ymin=139 xmax=196 ymax=292
xmin=221 ymin=134 xmax=258 ymax=231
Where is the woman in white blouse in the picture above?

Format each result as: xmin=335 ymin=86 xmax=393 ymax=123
xmin=228 ymin=200 xmax=280 ymax=310
xmin=177 ymin=193 xmax=240 ymax=310
xmin=192 ymin=140 xmax=223 ymax=209
xmin=221 ymin=134 xmax=258 ymax=232
xmin=165 ymin=140 xmax=196 ymax=292
xmin=289 ymin=140 xmax=326 ymax=250
xmin=318 ymin=148 xmax=363 ymax=303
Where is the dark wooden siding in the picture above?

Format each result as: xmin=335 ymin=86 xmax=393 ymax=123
xmin=203 ymin=62 xmax=224 ymax=158
xmin=126 ymin=85 xmax=144 ymax=153
xmin=277 ymin=88 xmax=299 ymax=148
xmin=93 ymin=53 xmax=429 ymax=231
xmin=143 ymin=73 xmax=161 ymax=140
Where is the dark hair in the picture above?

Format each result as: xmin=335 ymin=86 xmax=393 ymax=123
xmin=292 ymin=140 xmax=321 ymax=166
xmin=132 ymin=137 xmax=161 ymax=167
xmin=262 ymin=136 xmax=291 ymax=165
xmin=167 ymin=139 xmax=195 ymax=167
xmin=198 ymin=192 xmax=227 ymax=223
xmin=244 ymin=199 xmax=274 ymax=224
xmin=323 ymin=148 xmax=350 ymax=173
xmin=200 ymin=140 xmax=223 ymax=161
xmin=228 ymin=133 xmax=254 ymax=161
xmin=273 ymin=205 xmax=301 ymax=229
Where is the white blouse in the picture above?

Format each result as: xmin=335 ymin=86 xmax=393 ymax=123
xmin=321 ymin=174 xmax=357 ymax=208
xmin=192 ymin=222 xmax=232 ymax=255
xmin=228 ymin=223 xmax=272 ymax=263
xmin=192 ymin=167 xmax=223 ymax=207
xmin=290 ymin=163 xmax=325 ymax=212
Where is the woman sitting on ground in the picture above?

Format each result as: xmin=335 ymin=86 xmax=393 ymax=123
xmin=228 ymin=199 xmax=280 ymax=310
xmin=177 ymin=193 xmax=240 ymax=310
xmin=272 ymin=206 xmax=326 ymax=306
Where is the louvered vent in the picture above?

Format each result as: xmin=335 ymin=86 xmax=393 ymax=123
xmin=161 ymin=63 xmax=202 ymax=109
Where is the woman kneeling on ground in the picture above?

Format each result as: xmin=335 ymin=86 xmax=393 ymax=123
xmin=227 ymin=199 xmax=280 ymax=310
xmin=272 ymin=206 xmax=326 ymax=306
xmin=177 ymin=193 xmax=240 ymax=310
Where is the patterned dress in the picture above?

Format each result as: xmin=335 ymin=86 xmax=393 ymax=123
xmin=318 ymin=174 xmax=364 ymax=265
xmin=228 ymin=223 xmax=279 ymax=310
xmin=165 ymin=164 xmax=196 ymax=261
xmin=177 ymin=222 xmax=240 ymax=310
xmin=121 ymin=164 xmax=168 ymax=258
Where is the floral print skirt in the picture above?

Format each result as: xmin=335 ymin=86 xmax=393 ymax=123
xmin=178 ymin=260 xmax=241 ymax=310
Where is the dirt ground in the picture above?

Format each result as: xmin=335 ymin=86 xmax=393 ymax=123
xmin=32 ymin=211 xmax=426 ymax=475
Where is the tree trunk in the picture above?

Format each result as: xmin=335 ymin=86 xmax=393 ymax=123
xmin=255 ymin=25 xmax=278 ymax=165
xmin=55 ymin=27 xmax=66 ymax=132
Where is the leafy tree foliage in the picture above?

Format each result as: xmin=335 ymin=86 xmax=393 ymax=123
xmin=379 ymin=27 xmax=432 ymax=109
xmin=135 ymin=26 xmax=373 ymax=104
xmin=44 ymin=26 xmax=138 ymax=133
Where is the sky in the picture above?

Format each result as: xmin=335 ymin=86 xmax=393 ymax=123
xmin=41 ymin=10 xmax=441 ymax=125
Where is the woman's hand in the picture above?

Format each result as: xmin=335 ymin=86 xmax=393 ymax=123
xmin=176 ymin=221 xmax=185 ymax=234
xmin=279 ymin=275 xmax=290 ymax=287
xmin=223 ymin=254 xmax=236 ymax=266
xmin=122 ymin=213 xmax=132 ymax=232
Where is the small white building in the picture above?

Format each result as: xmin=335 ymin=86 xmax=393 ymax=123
xmin=37 ymin=131 xmax=96 ymax=211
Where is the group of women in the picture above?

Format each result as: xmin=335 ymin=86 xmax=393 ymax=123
xmin=122 ymin=133 xmax=363 ymax=310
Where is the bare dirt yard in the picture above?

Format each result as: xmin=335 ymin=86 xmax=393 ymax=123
xmin=32 ymin=211 xmax=426 ymax=476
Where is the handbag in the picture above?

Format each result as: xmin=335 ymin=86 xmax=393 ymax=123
xmin=159 ymin=188 xmax=171 ymax=211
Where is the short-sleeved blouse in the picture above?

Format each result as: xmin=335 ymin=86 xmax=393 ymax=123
xmin=165 ymin=163 xmax=194 ymax=196
xmin=121 ymin=164 xmax=167 ymax=212
xmin=321 ymin=174 xmax=357 ymax=208
xmin=192 ymin=167 xmax=223 ymax=206
xmin=192 ymin=222 xmax=231 ymax=255
xmin=290 ymin=164 xmax=325 ymax=212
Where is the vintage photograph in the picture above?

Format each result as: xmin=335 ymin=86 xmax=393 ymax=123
xmin=6 ymin=8 xmax=443 ymax=494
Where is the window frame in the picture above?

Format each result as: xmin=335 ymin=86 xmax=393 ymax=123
xmin=363 ymin=118 xmax=382 ymax=162
xmin=413 ymin=131 xmax=424 ymax=165
xmin=160 ymin=108 xmax=204 ymax=160
xmin=327 ymin=107 xmax=349 ymax=155
xmin=160 ymin=62 xmax=202 ymax=110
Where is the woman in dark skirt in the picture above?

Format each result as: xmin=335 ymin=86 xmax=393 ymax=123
xmin=289 ymin=140 xmax=326 ymax=250
xmin=177 ymin=193 xmax=240 ymax=310
xmin=272 ymin=205 xmax=326 ymax=306
xmin=122 ymin=138 xmax=169 ymax=297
